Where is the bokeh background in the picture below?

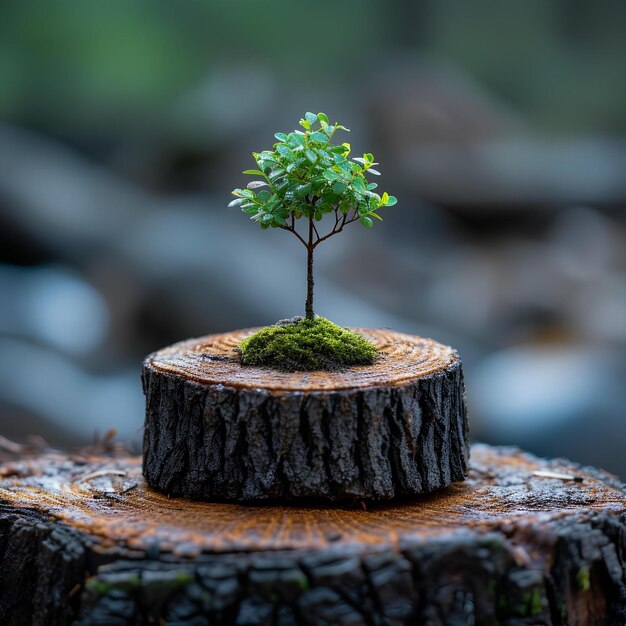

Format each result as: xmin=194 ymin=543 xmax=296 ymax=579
xmin=1 ymin=1 xmax=625 ymax=475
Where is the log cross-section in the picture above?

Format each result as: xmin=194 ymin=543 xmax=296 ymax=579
xmin=142 ymin=328 xmax=469 ymax=501
xmin=0 ymin=445 xmax=625 ymax=625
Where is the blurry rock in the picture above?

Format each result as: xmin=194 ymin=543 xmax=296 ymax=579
xmin=366 ymin=62 xmax=626 ymax=207
xmin=549 ymin=206 xmax=617 ymax=280
xmin=0 ymin=338 xmax=143 ymax=444
xmin=469 ymin=343 xmax=626 ymax=477
xmin=369 ymin=60 xmax=520 ymax=145
xmin=0 ymin=264 xmax=108 ymax=356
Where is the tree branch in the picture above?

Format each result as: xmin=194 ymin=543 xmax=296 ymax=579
xmin=280 ymin=225 xmax=308 ymax=248
xmin=312 ymin=220 xmax=320 ymax=242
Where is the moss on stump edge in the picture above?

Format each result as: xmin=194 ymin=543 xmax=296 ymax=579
xmin=238 ymin=316 xmax=377 ymax=372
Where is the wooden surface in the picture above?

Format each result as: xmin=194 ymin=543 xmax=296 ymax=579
xmin=1 ymin=444 xmax=626 ymax=625
xmin=142 ymin=328 xmax=469 ymax=501
xmin=144 ymin=328 xmax=460 ymax=392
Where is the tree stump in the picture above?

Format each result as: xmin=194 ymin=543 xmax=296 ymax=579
xmin=142 ymin=328 xmax=469 ymax=501
xmin=1 ymin=444 xmax=625 ymax=625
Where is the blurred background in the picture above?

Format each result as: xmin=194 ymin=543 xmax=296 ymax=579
xmin=1 ymin=0 xmax=625 ymax=475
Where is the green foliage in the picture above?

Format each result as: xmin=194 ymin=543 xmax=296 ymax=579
xmin=229 ymin=112 xmax=397 ymax=232
xmin=239 ymin=317 xmax=377 ymax=372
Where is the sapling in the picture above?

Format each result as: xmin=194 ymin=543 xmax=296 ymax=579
xmin=229 ymin=112 xmax=397 ymax=370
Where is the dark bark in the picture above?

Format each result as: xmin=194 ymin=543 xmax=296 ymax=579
xmin=142 ymin=330 xmax=470 ymax=501
xmin=305 ymin=218 xmax=314 ymax=320
xmin=1 ymin=445 xmax=625 ymax=625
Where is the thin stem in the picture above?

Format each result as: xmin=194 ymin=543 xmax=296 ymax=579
xmin=305 ymin=216 xmax=315 ymax=319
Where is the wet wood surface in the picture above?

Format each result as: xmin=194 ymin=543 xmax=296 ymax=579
xmin=143 ymin=328 xmax=470 ymax=501
xmin=1 ymin=444 xmax=625 ymax=625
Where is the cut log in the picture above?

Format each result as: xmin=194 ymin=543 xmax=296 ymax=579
xmin=1 ymin=444 xmax=626 ymax=625
xmin=142 ymin=328 xmax=469 ymax=501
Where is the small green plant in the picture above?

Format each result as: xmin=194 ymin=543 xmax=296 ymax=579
xmin=230 ymin=111 xmax=397 ymax=320
xmin=230 ymin=112 xmax=396 ymax=371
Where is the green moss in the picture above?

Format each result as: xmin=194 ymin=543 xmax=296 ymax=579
xmin=576 ymin=567 xmax=591 ymax=591
xmin=86 ymin=573 xmax=140 ymax=597
xmin=529 ymin=587 xmax=543 ymax=615
xmin=239 ymin=316 xmax=377 ymax=372
xmin=518 ymin=588 xmax=544 ymax=616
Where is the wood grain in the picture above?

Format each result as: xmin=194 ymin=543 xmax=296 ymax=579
xmin=1 ymin=445 xmax=625 ymax=625
xmin=144 ymin=328 xmax=460 ymax=392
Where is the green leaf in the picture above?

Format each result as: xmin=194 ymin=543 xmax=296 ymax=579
xmin=268 ymin=168 xmax=286 ymax=179
xmin=367 ymin=183 xmax=378 ymax=190
xmin=294 ymin=182 xmax=312 ymax=199
xmin=311 ymin=176 xmax=326 ymax=192
xmin=360 ymin=216 xmax=373 ymax=228
xmin=369 ymin=212 xmax=384 ymax=221
xmin=274 ymin=178 xmax=289 ymax=193
xmin=323 ymin=169 xmax=340 ymax=182
xmin=257 ymin=190 xmax=272 ymax=202
xmin=299 ymin=119 xmax=311 ymax=130
xmin=385 ymin=195 xmax=397 ymax=206
xmin=381 ymin=192 xmax=389 ymax=205
xmin=338 ymin=161 xmax=353 ymax=176
xmin=318 ymin=112 xmax=329 ymax=125
xmin=274 ymin=133 xmax=287 ymax=142
xmin=316 ymin=148 xmax=331 ymax=163
xmin=305 ymin=112 xmax=318 ymax=125
xmin=228 ymin=198 xmax=244 ymax=207
xmin=309 ymin=132 xmax=327 ymax=143
xmin=352 ymin=177 xmax=366 ymax=193
xmin=243 ymin=169 xmax=264 ymax=176
xmin=289 ymin=133 xmax=306 ymax=148
xmin=332 ymin=182 xmax=347 ymax=194
xmin=305 ymin=149 xmax=317 ymax=163
xmin=276 ymin=145 xmax=291 ymax=157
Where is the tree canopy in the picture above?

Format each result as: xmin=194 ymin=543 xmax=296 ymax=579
xmin=229 ymin=112 xmax=397 ymax=242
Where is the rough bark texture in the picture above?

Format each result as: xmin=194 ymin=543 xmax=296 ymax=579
xmin=1 ymin=445 xmax=625 ymax=625
xmin=142 ymin=328 xmax=469 ymax=501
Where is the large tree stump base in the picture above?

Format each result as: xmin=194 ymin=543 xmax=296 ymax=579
xmin=142 ymin=328 xmax=469 ymax=501
xmin=1 ymin=444 xmax=626 ymax=625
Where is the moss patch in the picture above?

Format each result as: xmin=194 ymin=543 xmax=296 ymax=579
xmin=239 ymin=316 xmax=377 ymax=372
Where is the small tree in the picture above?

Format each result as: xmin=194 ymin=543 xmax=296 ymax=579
xmin=230 ymin=112 xmax=397 ymax=320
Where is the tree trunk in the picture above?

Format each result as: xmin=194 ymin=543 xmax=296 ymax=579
xmin=305 ymin=222 xmax=314 ymax=319
xmin=1 ymin=444 xmax=625 ymax=625
xmin=142 ymin=328 xmax=469 ymax=501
